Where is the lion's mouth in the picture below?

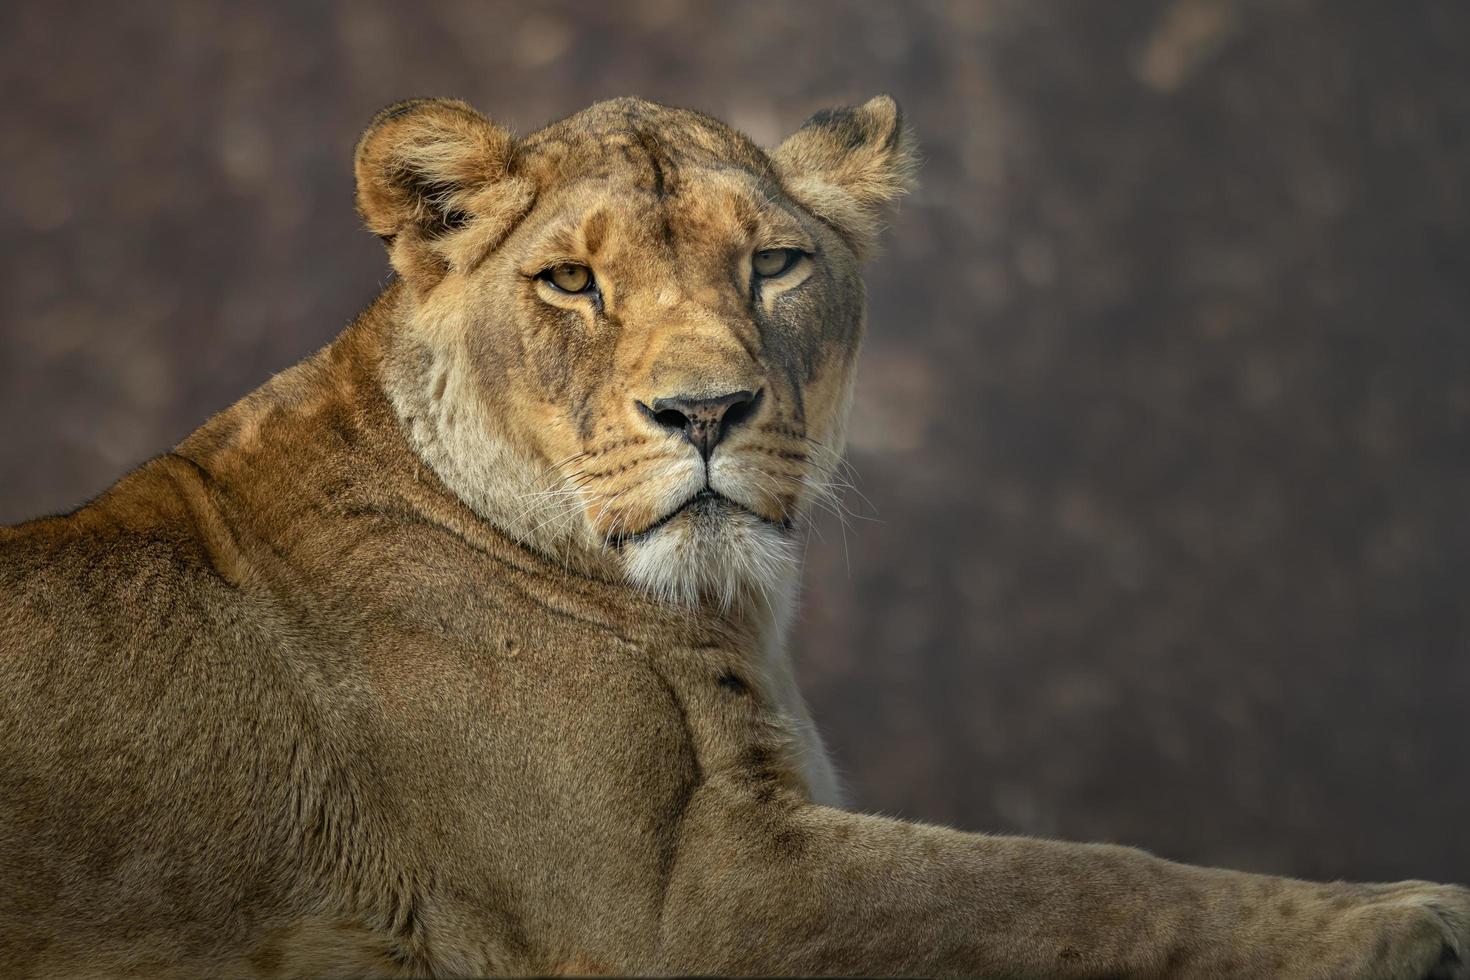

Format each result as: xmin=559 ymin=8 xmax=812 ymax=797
xmin=614 ymin=488 xmax=789 ymax=545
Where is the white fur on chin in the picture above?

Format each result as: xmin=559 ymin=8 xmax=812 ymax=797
xmin=619 ymin=505 xmax=799 ymax=611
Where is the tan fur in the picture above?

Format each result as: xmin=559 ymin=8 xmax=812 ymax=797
xmin=2 ymin=96 xmax=1467 ymax=979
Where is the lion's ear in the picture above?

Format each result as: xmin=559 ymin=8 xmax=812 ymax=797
xmin=772 ymin=95 xmax=918 ymax=260
xmin=354 ymin=98 xmax=534 ymax=295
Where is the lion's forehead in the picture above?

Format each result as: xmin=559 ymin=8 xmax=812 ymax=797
xmin=517 ymin=98 xmax=775 ymax=196
xmin=536 ymin=178 xmax=783 ymax=259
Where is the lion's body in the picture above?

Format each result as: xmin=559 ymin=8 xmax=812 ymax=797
xmin=3 ymin=96 xmax=1469 ymax=979
xmin=0 ymin=287 xmax=840 ymax=976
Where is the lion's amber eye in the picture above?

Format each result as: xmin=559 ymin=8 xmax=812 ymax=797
xmin=752 ymin=248 xmax=802 ymax=278
xmin=542 ymin=263 xmax=594 ymax=294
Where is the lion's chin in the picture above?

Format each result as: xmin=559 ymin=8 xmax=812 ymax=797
xmin=618 ymin=500 xmax=798 ymax=609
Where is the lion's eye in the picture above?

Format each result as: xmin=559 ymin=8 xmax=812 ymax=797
xmin=752 ymin=248 xmax=803 ymax=279
xmin=541 ymin=263 xmax=594 ymax=294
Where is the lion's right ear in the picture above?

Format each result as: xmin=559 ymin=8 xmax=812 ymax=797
xmin=354 ymin=98 xmax=533 ymax=295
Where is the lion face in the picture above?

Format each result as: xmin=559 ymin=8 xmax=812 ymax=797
xmin=357 ymin=97 xmax=914 ymax=605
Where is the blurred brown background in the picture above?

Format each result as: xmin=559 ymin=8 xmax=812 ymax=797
xmin=2 ymin=0 xmax=1468 ymax=882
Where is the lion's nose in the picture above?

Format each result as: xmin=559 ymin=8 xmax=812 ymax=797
xmin=640 ymin=389 xmax=761 ymax=460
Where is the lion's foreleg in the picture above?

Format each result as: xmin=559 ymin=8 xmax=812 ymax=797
xmin=644 ymin=782 xmax=1469 ymax=979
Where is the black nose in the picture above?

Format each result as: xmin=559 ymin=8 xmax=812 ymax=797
xmin=640 ymin=389 xmax=760 ymax=459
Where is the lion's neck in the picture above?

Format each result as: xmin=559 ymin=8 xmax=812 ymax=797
xmin=378 ymin=296 xmax=602 ymax=572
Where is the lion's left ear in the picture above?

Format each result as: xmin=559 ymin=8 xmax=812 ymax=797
xmin=772 ymin=95 xmax=918 ymax=259
xmin=354 ymin=98 xmax=534 ymax=295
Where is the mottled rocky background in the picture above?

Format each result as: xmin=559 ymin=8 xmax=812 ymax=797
xmin=2 ymin=0 xmax=1467 ymax=882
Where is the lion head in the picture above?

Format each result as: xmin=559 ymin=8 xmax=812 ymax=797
xmin=355 ymin=96 xmax=915 ymax=606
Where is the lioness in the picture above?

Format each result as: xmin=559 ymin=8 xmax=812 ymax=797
xmin=1 ymin=95 xmax=1466 ymax=979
